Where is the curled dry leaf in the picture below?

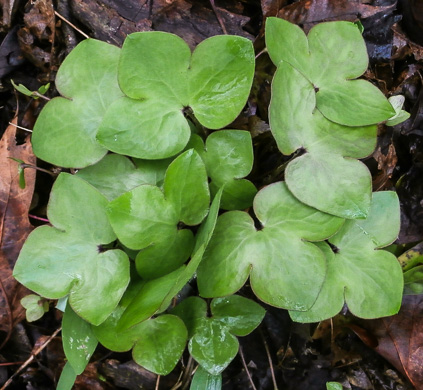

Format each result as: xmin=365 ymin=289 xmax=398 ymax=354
xmin=0 ymin=118 xmax=36 ymax=345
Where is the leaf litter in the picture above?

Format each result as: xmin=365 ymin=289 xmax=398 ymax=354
xmin=0 ymin=118 xmax=36 ymax=347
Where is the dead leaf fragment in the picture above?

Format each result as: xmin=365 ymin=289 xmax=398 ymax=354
xmin=372 ymin=143 xmax=398 ymax=190
xmin=0 ymin=118 xmax=36 ymax=347
xmin=356 ymin=295 xmax=423 ymax=388
xmin=277 ymin=0 xmax=396 ymax=31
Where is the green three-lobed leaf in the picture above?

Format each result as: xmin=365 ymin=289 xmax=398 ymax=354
xmin=97 ymin=32 xmax=255 ymax=159
xmin=265 ymin=18 xmax=396 ymax=219
xmin=13 ymin=174 xmax=130 ymax=325
xmin=107 ymin=149 xmax=210 ymax=279
xmin=172 ymin=295 xmax=265 ymax=375
xmin=197 ymin=182 xmax=344 ymax=310
xmin=290 ymin=191 xmax=403 ymax=322
xmin=32 ymin=40 xmax=122 ymax=168
xmin=268 ymin=51 xmax=377 ymax=219
xmin=265 ymin=18 xmax=395 ymax=127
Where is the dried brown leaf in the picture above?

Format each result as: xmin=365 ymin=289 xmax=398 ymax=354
xmin=357 ymin=295 xmax=423 ymax=388
xmin=277 ymin=0 xmax=396 ymax=31
xmin=0 ymin=118 xmax=36 ymax=346
xmin=372 ymin=143 xmax=398 ymax=191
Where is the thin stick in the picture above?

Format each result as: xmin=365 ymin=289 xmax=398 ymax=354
xmin=0 ymin=362 xmax=25 ymax=367
xmin=8 ymin=122 xmax=32 ymax=133
xmin=180 ymin=355 xmax=194 ymax=390
xmin=155 ymin=375 xmax=160 ymax=390
xmin=170 ymin=368 xmax=184 ymax=390
xmin=209 ymin=0 xmax=228 ymax=34
xmin=54 ymin=11 xmax=89 ymax=39
xmin=0 ymin=327 xmax=62 ymax=390
xmin=261 ymin=331 xmax=278 ymax=390
xmin=239 ymin=345 xmax=257 ymax=390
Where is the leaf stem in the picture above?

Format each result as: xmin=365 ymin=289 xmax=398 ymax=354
xmin=28 ymin=215 xmax=50 ymax=223
xmin=20 ymin=164 xmax=57 ymax=177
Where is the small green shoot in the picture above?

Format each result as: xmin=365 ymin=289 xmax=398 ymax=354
xmin=21 ymin=294 xmax=49 ymax=322
xmin=11 ymin=80 xmax=50 ymax=100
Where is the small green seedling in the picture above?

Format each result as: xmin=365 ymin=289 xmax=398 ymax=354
xmin=11 ymin=80 xmax=50 ymax=100
xmin=21 ymin=294 xmax=49 ymax=322
xmin=386 ymin=95 xmax=411 ymax=126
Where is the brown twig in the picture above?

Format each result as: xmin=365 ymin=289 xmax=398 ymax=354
xmin=0 ymin=362 xmax=25 ymax=366
xmin=261 ymin=331 xmax=278 ymax=390
xmin=0 ymin=327 xmax=62 ymax=390
xmin=209 ymin=0 xmax=228 ymax=34
xmin=155 ymin=375 xmax=161 ymax=390
xmin=179 ymin=355 xmax=194 ymax=390
xmin=54 ymin=11 xmax=89 ymax=39
xmin=239 ymin=345 xmax=257 ymax=390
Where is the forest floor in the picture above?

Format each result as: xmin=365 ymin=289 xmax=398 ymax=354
xmin=1 ymin=0 xmax=423 ymax=389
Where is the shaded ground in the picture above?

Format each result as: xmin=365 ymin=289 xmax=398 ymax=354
xmin=0 ymin=0 xmax=423 ymax=389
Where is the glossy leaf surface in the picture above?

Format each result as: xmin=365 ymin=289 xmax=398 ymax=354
xmin=191 ymin=131 xmax=257 ymax=210
xmin=269 ymin=60 xmax=375 ymax=218
xmin=197 ymin=182 xmax=343 ymax=311
xmin=62 ymin=303 xmax=98 ymax=375
xmin=14 ymin=174 xmax=130 ymax=325
xmin=266 ymin=18 xmax=394 ymax=126
xmin=57 ymin=362 xmax=77 ymax=390
xmin=97 ymin=32 xmax=254 ymax=159
xmin=290 ymin=191 xmax=403 ymax=322
xmin=172 ymin=295 xmax=265 ymax=375
xmin=76 ymin=154 xmax=171 ymax=200
xmin=107 ymin=149 xmax=209 ymax=279
xmin=190 ymin=366 xmax=222 ymax=390
xmin=32 ymin=40 xmax=122 ymax=168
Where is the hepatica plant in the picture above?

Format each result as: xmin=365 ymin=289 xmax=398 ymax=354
xmin=13 ymin=18 xmax=406 ymax=388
